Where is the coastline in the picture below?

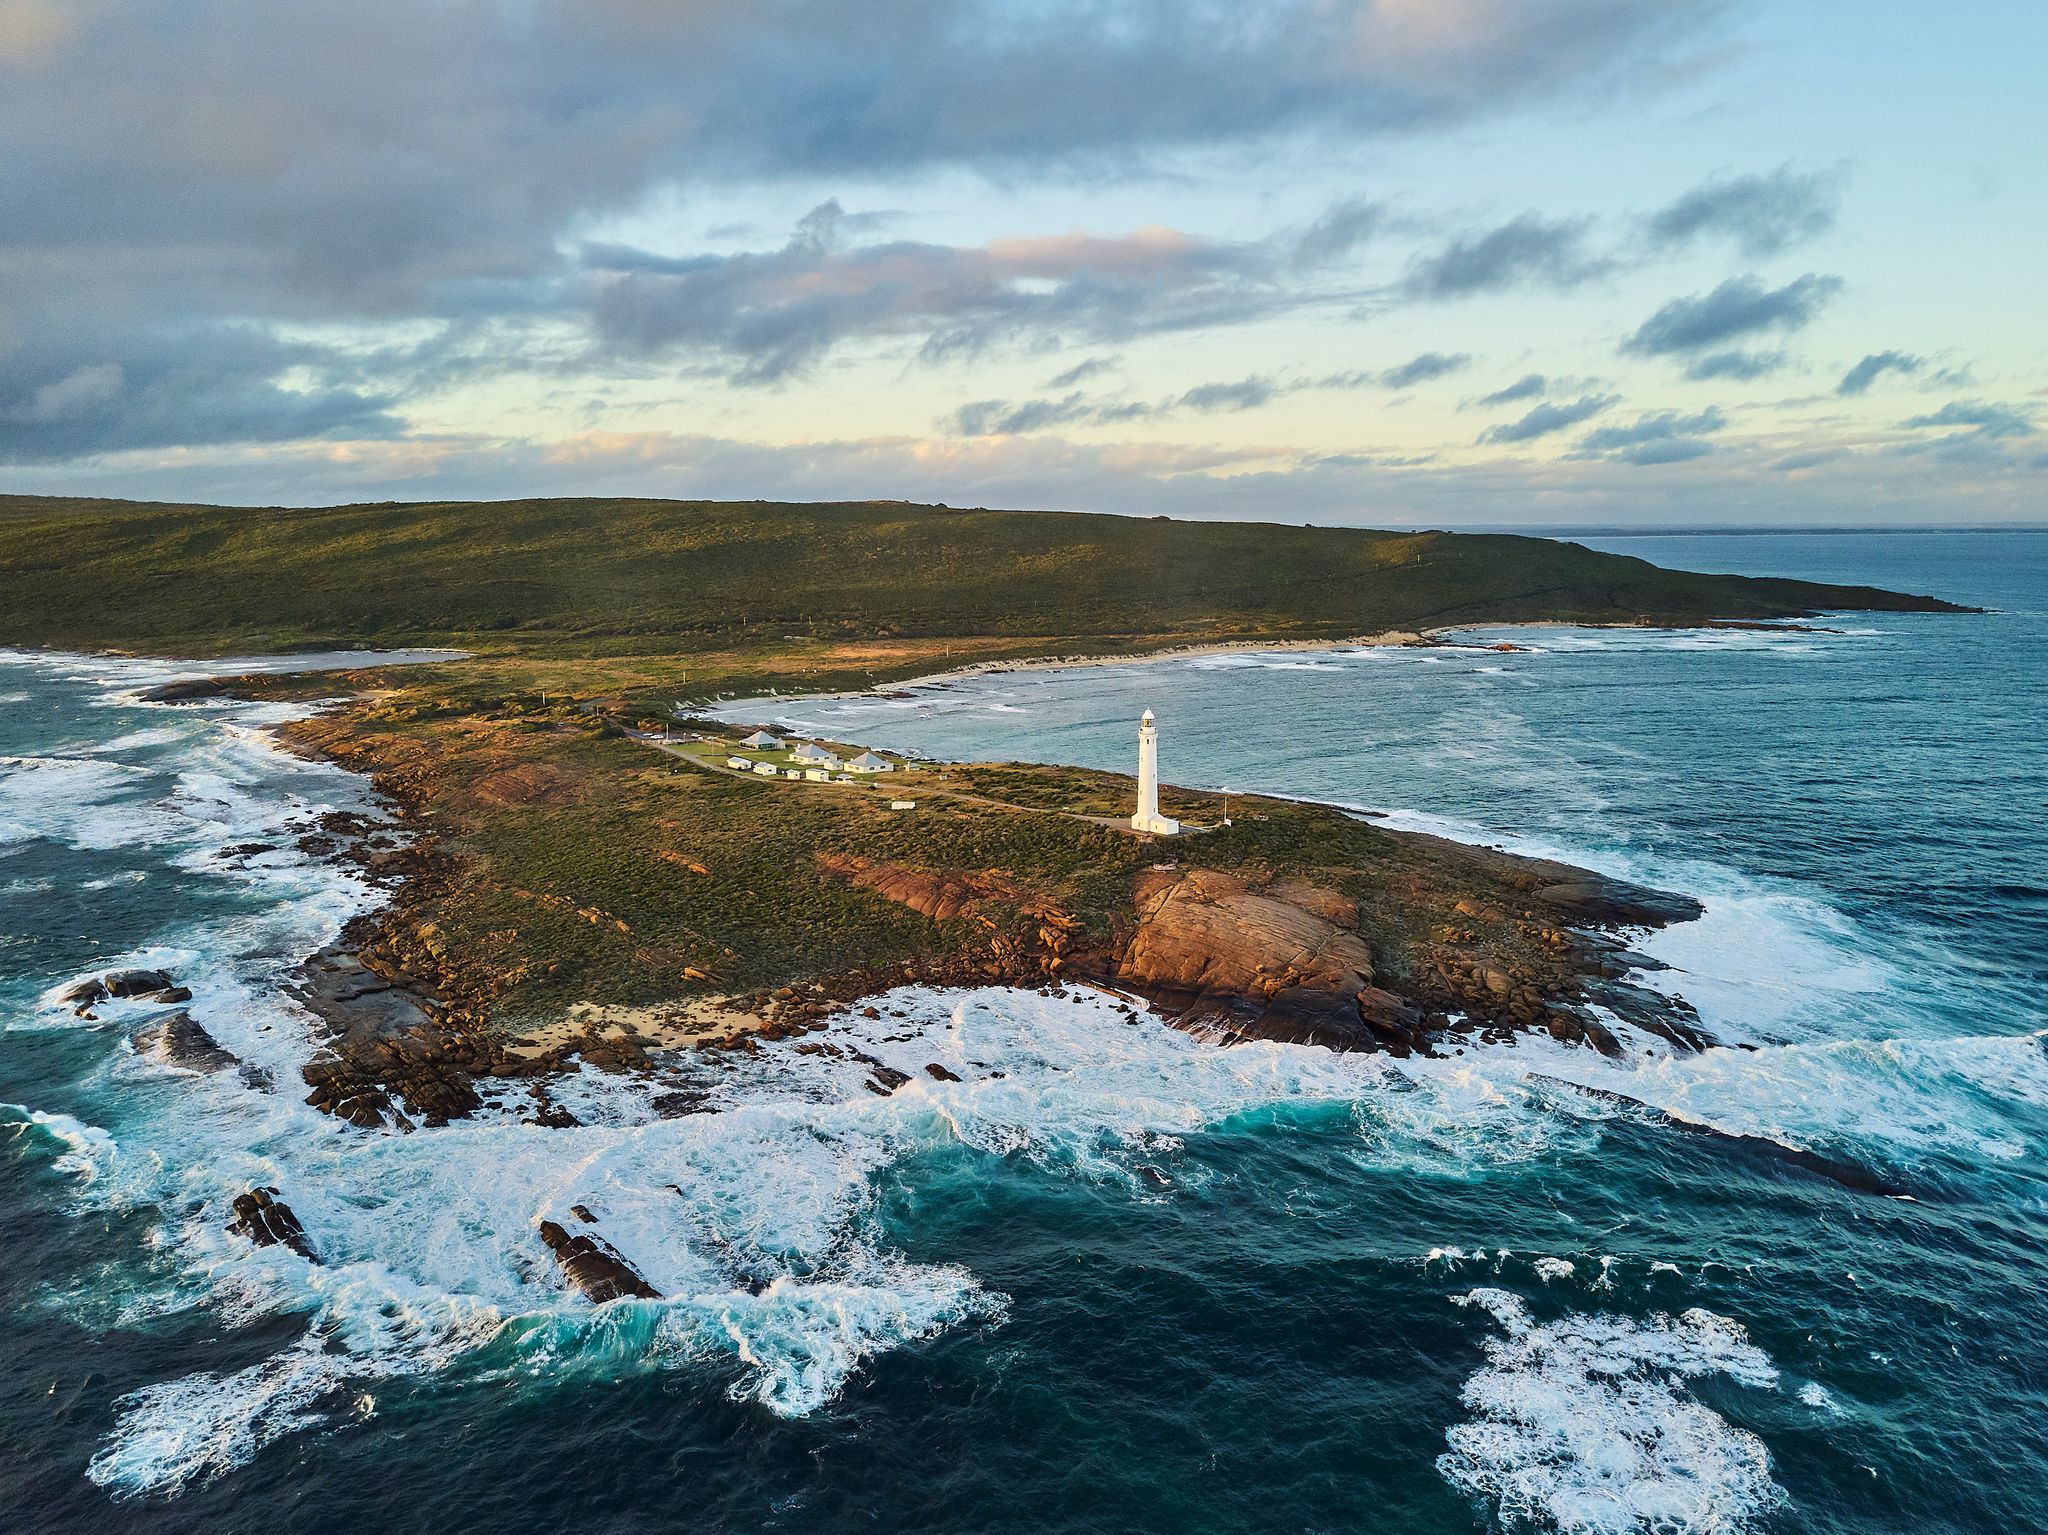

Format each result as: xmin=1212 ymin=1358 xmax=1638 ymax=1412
xmin=4 ymin=592 xmax=1944 ymax=1142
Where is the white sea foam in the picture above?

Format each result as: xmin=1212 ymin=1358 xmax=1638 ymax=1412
xmin=88 ymin=1338 xmax=349 ymax=1499
xmin=1797 ymin=1381 xmax=1843 ymax=1415
xmin=1440 ymin=1288 xmax=1783 ymax=1534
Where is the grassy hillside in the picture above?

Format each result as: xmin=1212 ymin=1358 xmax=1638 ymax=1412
xmin=0 ymin=494 xmax=1963 ymax=658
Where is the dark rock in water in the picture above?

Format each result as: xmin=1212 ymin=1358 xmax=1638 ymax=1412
xmin=229 ymin=1187 xmax=318 ymax=1260
xmin=1136 ymin=1164 xmax=1172 ymax=1189
xmin=102 ymin=968 xmax=179 ymax=999
xmin=924 ymin=1062 xmax=962 ymax=1082
xmin=1533 ymin=878 xmax=1704 ymax=929
xmin=650 ymin=1088 xmax=715 ymax=1117
xmin=865 ymin=1066 xmax=912 ymax=1095
xmin=1531 ymin=1074 xmax=1908 ymax=1198
xmin=58 ymin=977 xmax=107 ymax=1007
xmin=131 ymin=1010 xmax=236 ymax=1072
xmin=1588 ymin=980 xmax=1716 ymax=1052
xmin=537 ymin=1219 xmax=660 ymax=1303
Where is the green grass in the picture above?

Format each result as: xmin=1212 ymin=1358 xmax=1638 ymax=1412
xmin=0 ymin=493 xmax=1965 ymax=658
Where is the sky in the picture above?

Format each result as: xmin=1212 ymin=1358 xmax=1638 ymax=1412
xmin=1 ymin=0 xmax=2043 ymax=527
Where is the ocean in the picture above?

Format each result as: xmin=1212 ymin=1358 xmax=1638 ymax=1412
xmin=2 ymin=530 xmax=2044 ymax=1533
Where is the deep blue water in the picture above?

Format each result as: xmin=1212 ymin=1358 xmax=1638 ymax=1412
xmin=4 ymin=533 xmax=2046 ymax=1534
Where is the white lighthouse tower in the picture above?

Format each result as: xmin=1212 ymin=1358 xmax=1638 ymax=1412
xmin=1131 ymin=709 xmax=1180 ymax=836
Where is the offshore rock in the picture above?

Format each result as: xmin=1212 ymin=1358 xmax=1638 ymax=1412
xmin=102 ymin=968 xmax=182 ymax=999
xmin=537 ymin=1219 xmax=660 ymax=1303
xmin=61 ymin=969 xmax=190 ymax=1010
xmin=131 ymin=1010 xmax=236 ymax=1072
xmin=228 ymin=1187 xmax=317 ymax=1261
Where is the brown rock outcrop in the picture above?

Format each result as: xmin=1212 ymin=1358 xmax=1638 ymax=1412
xmin=815 ymin=853 xmax=1022 ymax=923
xmin=1122 ymin=868 xmax=1375 ymax=998
xmin=1114 ymin=869 xmax=1423 ymax=1051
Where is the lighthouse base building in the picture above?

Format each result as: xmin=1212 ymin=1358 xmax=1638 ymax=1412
xmin=1130 ymin=709 xmax=1180 ymax=836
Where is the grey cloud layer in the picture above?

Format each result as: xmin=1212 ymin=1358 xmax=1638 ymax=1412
xmin=586 ymin=205 xmax=1318 ymax=383
xmin=0 ymin=0 xmax=1724 ymax=462
xmin=945 ymin=352 xmax=1472 ymax=437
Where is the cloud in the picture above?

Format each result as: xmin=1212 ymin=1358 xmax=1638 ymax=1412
xmin=1375 ymin=351 xmax=1473 ymax=389
xmin=1572 ymin=406 xmax=1725 ymax=463
xmin=0 ymin=326 xmax=400 ymax=463
xmin=1901 ymin=400 xmax=2035 ymax=440
xmin=1769 ymin=448 xmax=1841 ymax=472
xmin=1477 ymin=394 xmax=1618 ymax=444
xmin=1477 ymin=373 xmax=1547 ymax=406
xmin=1176 ymin=376 xmax=1279 ymax=412
xmin=1837 ymin=350 xmax=1922 ymax=395
xmin=943 ymin=357 xmax=1465 ymax=436
xmin=1402 ymin=215 xmax=1610 ymax=299
xmin=1044 ymin=355 xmax=1120 ymax=389
xmin=1683 ymin=349 xmax=1784 ymax=381
xmin=1292 ymin=197 xmax=1388 ymax=268
xmin=1621 ymin=273 xmax=1842 ymax=357
xmin=1647 ymin=164 xmax=1843 ymax=257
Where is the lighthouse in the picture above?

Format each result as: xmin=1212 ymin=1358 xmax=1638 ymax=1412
xmin=1130 ymin=709 xmax=1180 ymax=836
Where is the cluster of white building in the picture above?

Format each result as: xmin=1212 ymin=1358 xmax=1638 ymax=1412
xmin=722 ymin=730 xmax=897 ymax=785
xmin=710 ymin=710 xmax=1176 ymax=835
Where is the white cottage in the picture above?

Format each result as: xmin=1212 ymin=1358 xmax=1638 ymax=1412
xmin=847 ymin=751 xmax=894 ymax=774
xmin=792 ymin=742 xmax=842 ymax=769
xmin=741 ymin=730 xmax=782 ymax=749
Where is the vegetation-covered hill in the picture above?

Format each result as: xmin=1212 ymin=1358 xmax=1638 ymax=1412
xmin=0 ymin=493 xmax=1963 ymax=658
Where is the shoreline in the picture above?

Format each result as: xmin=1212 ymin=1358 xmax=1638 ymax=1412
xmin=2 ymin=607 xmax=1878 ymax=1130
xmin=743 ymin=610 xmax=1867 ymax=707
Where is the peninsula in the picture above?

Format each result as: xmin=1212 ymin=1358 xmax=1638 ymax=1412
xmin=2 ymin=494 xmax=1969 ymax=1131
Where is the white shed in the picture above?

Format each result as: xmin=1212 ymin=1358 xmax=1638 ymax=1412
xmin=751 ymin=761 xmax=780 ymax=776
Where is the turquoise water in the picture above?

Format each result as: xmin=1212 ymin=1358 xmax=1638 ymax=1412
xmin=4 ymin=533 xmax=2046 ymax=1532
